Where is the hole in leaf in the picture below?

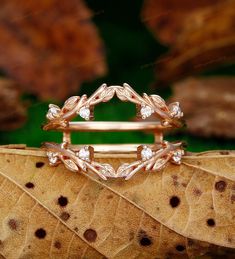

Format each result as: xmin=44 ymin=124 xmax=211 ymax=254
xmin=58 ymin=196 xmax=68 ymax=207
xmin=176 ymin=245 xmax=185 ymax=252
xmin=140 ymin=237 xmax=152 ymax=246
xmin=36 ymin=162 xmax=45 ymax=168
xmin=25 ymin=182 xmax=35 ymax=189
xmin=170 ymin=196 xmax=180 ymax=208
xmin=35 ymin=228 xmax=46 ymax=239
xmin=207 ymin=218 xmax=215 ymax=227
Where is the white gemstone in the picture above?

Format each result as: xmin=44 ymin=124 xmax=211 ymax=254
xmin=46 ymin=105 xmax=61 ymax=120
xmin=172 ymin=150 xmax=182 ymax=164
xmin=170 ymin=103 xmax=183 ymax=118
xmin=79 ymin=107 xmax=90 ymax=120
xmin=140 ymin=106 xmax=153 ymax=119
xmin=141 ymin=146 xmax=153 ymax=160
xmin=77 ymin=146 xmax=90 ymax=161
xmin=47 ymin=151 xmax=58 ymax=165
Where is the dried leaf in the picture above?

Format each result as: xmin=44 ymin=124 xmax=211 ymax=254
xmin=0 ymin=148 xmax=234 ymax=258
xmin=0 ymin=0 xmax=107 ymax=100
xmin=142 ymin=0 xmax=222 ymax=44
xmin=171 ymin=77 xmax=235 ymax=138
xmin=0 ymin=79 xmax=26 ymax=130
xmin=143 ymin=0 xmax=235 ymax=84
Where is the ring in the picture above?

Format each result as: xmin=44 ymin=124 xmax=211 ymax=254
xmin=43 ymin=83 xmax=184 ymax=180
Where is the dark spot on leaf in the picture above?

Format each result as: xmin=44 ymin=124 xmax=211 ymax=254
xmin=169 ymin=196 xmax=180 ymax=208
xmin=60 ymin=212 xmax=70 ymax=221
xmin=58 ymin=196 xmax=68 ymax=207
xmin=74 ymin=227 xmax=78 ymax=232
xmin=83 ymin=229 xmax=97 ymax=242
xmin=193 ymin=188 xmax=202 ymax=196
xmin=182 ymin=183 xmax=187 ymax=187
xmin=231 ymin=194 xmax=235 ymax=203
xmin=8 ymin=219 xmax=18 ymax=230
xmin=215 ymin=181 xmax=227 ymax=192
xmin=176 ymin=245 xmax=185 ymax=252
xmin=35 ymin=228 xmax=46 ymax=239
xmin=140 ymin=237 xmax=152 ymax=246
xmin=6 ymin=159 xmax=10 ymax=163
xmin=28 ymin=245 xmax=31 ymax=249
xmin=107 ymin=195 xmax=113 ymax=199
xmin=197 ymin=161 xmax=201 ymax=165
xmin=187 ymin=239 xmax=194 ymax=246
xmin=36 ymin=162 xmax=45 ymax=168
xmin=54 ymin=241 xmax=61 ymax=249
xmin=207 ymin=218 xmax=215 ymax=227
xmin=25 ymin=182 xmax=35 ymax=189
xmin=220 ymin=151 xmax=229 ymax=155
xmin=138 ymin=230 xmax=152 ymax=246
xmin=171 ymin=175 xmax=179 ymax=186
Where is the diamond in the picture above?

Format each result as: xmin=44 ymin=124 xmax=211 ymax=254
xmin=140 ymin=105 xmax=153 ymax=119
xmin=47 ymin=151 xmax=58 ymax=165
xmin=172 ymin=150 xmax=183 ymax=164
xmin=141 ymin=146 xmax=153 ymax=160
xmin=169 ymin=103 xmax=183 ymax=119
xmin=46 ymin=104 xmax=61 ymax=120
xmin=77 ymin=146 xmax=90 ymax=161
xmin=78 ymin=107 xmax=90 ymax=120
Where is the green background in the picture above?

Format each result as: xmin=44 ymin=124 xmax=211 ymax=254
xmin=0 ymin=0 xmax=235 ymax=152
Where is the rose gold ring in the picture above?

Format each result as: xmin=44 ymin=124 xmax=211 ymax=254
xmin=43 ymin=83 xmax=184 ymax=180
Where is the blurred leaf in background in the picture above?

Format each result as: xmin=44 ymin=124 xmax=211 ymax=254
xmin=0 ymin=0 xmax=235 ymax=152
xmin=0 ymin=0 xmax=106 ymax=100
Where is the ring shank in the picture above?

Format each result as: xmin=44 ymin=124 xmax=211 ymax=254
xmin=61 ymin=121 xmax=165 ymax=143
xmin=68 ymin=121 xmax=170 ymax=131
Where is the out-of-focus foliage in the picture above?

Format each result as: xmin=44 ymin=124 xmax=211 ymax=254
xmin=143 ymin=0 xmax=235 ymax=84
xmin=0 ymin=0 xmax=106 ymax=100
xmin=0 ymin=79 xmax=26 ymax=130
xmin=171 ymin=77 xmax=235 ymax=138
xmin=142 ymin=0 xmax=235 ymax=143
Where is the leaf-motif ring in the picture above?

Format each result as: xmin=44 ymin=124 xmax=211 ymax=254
xmin=43 ymin=83 xmax=184 ymax=180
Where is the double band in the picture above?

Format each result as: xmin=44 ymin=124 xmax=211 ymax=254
xmin=43 ymin=83 xmax=184 ymax=180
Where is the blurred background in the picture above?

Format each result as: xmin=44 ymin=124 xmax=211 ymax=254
xmin=0 ymin=0 xmax=235 ymax=152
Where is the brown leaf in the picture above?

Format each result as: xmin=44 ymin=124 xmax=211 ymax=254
xmin=142 ymin=0 xmax=235 ymax=84
xmin=0 ymin=79 xmax=26 ymax=130
xmin=0 ymin=147 xmax=235 ymax=258
xmin=171 ymin=77 xmax=235 ymax=138
xmin=142 ymin=0 xmax=222 ymax=45
xmin=0 ymin=0 xmax=107 ymax=100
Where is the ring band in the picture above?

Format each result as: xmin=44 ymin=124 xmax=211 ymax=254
xmin=43 ymin=83 xmax=184 ymax=180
